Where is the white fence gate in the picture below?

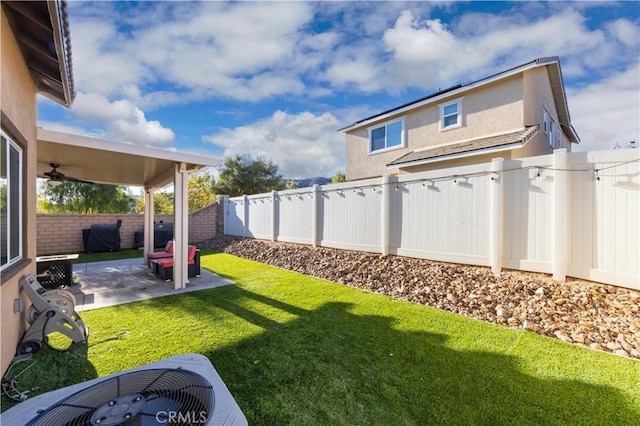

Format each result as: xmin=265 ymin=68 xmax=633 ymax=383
xmin=224 ymin=149 xmax=639 ymax=290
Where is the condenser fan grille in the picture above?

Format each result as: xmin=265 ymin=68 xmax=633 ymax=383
xmin=27 ymin=369 xmax=214 ymax=426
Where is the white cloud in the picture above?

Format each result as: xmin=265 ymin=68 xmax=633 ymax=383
xmin=66 ymin=2 xmax=640 ymax=103
xmin=64 ymin=1 xmax=317 ymax=108
xmin=202 ymin=111 xmax=345 ymax=178
xmin=324 ymin=43 xmax=383 ymax=93
xmin=72 ymin=92 xmax=175 ymax=147
xmin=70 ymin=19 xmax=150 ymax=97
xmin=605 ymin=18 xmax=640 ymax=48
xmin=104 ymin=2 xmax=310 ymax=101
xmin=568 ymin=64 xmax=640 ymax=151
xmin=377 ymin=8 xmax=625 ymax=90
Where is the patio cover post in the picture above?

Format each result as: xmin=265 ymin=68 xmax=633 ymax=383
xmin=173 ymin=163 xmax=190 ymax=290
xmin=143 ymin=187 xmax=155 ymax=265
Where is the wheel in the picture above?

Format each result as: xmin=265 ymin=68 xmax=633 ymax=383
xmin=17 ymin=340 xmax=41 ymax=356
xmin=26 ymin=305 xmax=41 ymax=324
xmin=41 ymin=290 xmax=76 ymax=316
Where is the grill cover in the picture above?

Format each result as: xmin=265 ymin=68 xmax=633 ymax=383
xmin=134 ymin=222 xmax=173 ymax=248
xmin=82 ymin=220 xmax=121 ymax=253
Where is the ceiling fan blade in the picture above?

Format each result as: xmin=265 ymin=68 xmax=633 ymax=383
xmin=64 ymin=176 xmax=95 ymax=184
xmin=43 ymin=163 xmax=94 ymax=184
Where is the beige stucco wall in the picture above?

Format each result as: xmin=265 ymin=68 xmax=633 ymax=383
xmin=346 ymin=75 xmax=525 ymax=180
xmin=519 ymin=66 xmax=568 ymax=158
xmin=1 ymin=7 xmax=39 ymax=375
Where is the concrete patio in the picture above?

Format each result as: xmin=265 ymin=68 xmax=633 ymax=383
xmin=68 ymin=258 xmax=234 ymax=311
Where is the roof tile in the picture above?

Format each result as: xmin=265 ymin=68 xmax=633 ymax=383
xmin=388 ymin=125 xmax=539 ymax=167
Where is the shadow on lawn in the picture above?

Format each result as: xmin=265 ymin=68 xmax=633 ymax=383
xmin=182 ymin=287 xmax=637 ymax=426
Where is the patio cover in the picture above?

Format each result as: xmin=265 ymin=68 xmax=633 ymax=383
xmin=37 ymin=128 xmax=221 ymax=289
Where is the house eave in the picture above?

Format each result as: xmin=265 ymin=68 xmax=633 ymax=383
xmin=387 ymin=142 xmax=525 ymax=170
xmin=339 ymin=57 xmax=559 ymax=133
xmin=47 ymin=0 xmax=74 ymax=107
xmin=2 ymin=0 xmax=75 ymax=107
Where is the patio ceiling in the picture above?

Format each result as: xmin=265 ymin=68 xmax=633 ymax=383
xmin=37 ymin=128 xmax=221 ymax=188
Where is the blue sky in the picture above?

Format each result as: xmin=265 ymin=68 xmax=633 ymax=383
xmin=39 ymin=1 xmax=640 ymax=178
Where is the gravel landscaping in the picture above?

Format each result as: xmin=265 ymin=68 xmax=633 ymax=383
xmin=202 ymin=236 xmax=639 ymax=360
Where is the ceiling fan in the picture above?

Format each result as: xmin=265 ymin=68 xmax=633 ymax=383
xmin=44 ymin=163 xmax=93 ymax=186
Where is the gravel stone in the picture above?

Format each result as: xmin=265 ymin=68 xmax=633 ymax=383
xmin=202 ymin=236 xmax=640 ymax=359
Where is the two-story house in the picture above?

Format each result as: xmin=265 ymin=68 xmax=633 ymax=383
xmin=341 ymin=57 xmax=580 ymax=181
xmin=1 ymin=0 xmax=74 ymax=375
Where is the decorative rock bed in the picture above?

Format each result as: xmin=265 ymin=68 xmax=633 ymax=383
xmin=202 ymin=237 xmax=639 ymax=359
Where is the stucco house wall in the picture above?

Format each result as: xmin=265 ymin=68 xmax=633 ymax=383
xmin=1 ymin=6 xmax=39 ymax=375
xmin=345 ymin=61 xmax=577 ymax=181
xmin=519 ymin=66 xmax=569 ymax=158
xmin=346 ymin=74 xmax=526 ymax=180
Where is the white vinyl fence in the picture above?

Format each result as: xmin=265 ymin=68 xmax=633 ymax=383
xmin=224 ymin=149 xmax=639 ymax=290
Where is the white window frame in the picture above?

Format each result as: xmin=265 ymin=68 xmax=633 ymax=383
xmin=543 ymin=109 xmax=550 ymax=135
xmin=1 ymin=129 xmax=23 ymax=272
xmin=438 ymin=97 xmax=463 ymax=131
xmin=368 ymin=117 xmax=406 ymax=154
xmin=544 ymin=109 xmax=562 ymax=149
xmin=549 ymin=121 xmax=562 ymax=150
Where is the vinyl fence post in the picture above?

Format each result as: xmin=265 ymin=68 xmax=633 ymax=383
xmin=217 ymin=195 xmax=229 ymax=237
xmin=312 ymin=184 xmax=320 ymax=247
xmin=223 ymin=197 xmax=228 ymax=237
xmin=490 ymin=158 xmax=504 ymax=276
xmin=243 ymin=194 xmax=249 ymax=239
xmin=552 ymin=148 xmax=568 ymax=282
xmin=271 ymin=190 xmax=277 ymax=241
xmin=381 ymin=174 xmax=390 ymax=256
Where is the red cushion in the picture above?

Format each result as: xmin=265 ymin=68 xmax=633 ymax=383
xmin=157 ymin=258 xmax=173 ymax=267
xmin=157 ymin=246 xmax=197 ymax=269
xmin=188 ymin=245 xmax=197 ymax=261
xmin=148 ymin=251 xmax=172 ymax=260
xmin=166 ymin=240 xmax=174 ymax=254
xmin=157 ymin=258 xmax=195 ymax=268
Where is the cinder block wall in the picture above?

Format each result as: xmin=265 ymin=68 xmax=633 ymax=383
xmin=37 ymin=203 xmax=217 ymax=255
xmin=189 ymin=203 xmax=217 ymax=243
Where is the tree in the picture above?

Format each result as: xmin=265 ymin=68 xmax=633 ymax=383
xmin=134 ymin=191 xmax=174 ymax=214
xmin=188 ymin=172 xmax=216 ymax=212
xmin=331 ymin=172 xmax=346 ymax=183
xmin=213 ymin=154 xmax=285 ymax=196
xmin=40 ymin=181 xmax=133 ymax=214
xmin=285 ymin=179 xmax=299 ymax=190
xmin=132 ymin=172 xmax=215 ymax=214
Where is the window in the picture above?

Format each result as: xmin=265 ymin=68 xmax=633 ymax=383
xmin=544 ymin=109 xmax=562 ymax=149
xmin=439 ymin=98 xmax=463 ymax=130
xmin=549 ymin=120 xmax=562 ymax=149
xmin=543 ymin=109 xmax=550 ymax=135
xmin=369 ymin=119 xmax=404 ymax=153
xmin=1 ymin=129 xmax=23 ymax=271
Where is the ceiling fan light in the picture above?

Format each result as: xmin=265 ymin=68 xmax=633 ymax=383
xmin=47 ymin=179 xmax=63 ymax=186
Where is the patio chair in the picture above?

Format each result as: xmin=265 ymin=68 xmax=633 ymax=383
xmin=147 ymin=240 xmax=174 ymax=268
xmin=156 ymin=245 xmax=201 ymax=281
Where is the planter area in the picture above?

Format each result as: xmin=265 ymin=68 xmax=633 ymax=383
xmin=203 ymin=236 xmax=639 ymax=360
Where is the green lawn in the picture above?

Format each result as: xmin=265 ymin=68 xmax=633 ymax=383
xmin=2 ymin=253 xmax=638 ymax=424
xmin=76 ymin=248 xmax=143 ymax=263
